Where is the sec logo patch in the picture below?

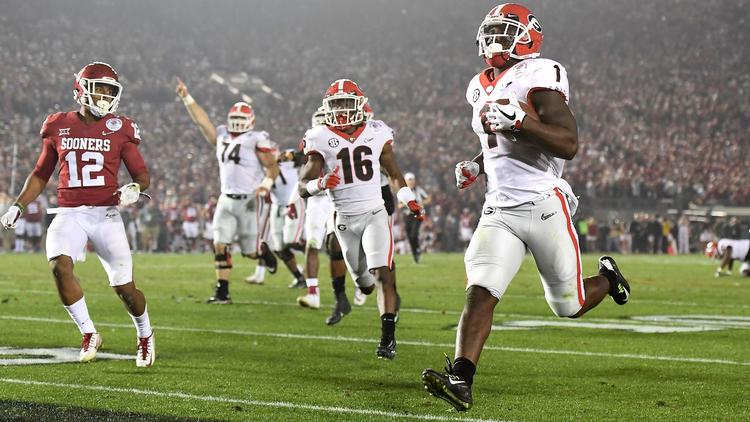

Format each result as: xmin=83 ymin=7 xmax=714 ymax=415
xmin=472 ymin=88 xmax=480 ymax=103
xmin=328 ymin=138 xmax=339 ymax=148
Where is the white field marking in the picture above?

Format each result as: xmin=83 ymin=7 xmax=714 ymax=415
xmin=494 ymin=320 xmax=722 ymax=334
xmin=0 ymin=347 xmax=130 ymax=365
xmin=2 ymin=315 xmax=749 ymax=367
xmin=633 ymin=315 xmax=750 ymax=328
xmin=0 ymin=378 xmax=507 ymax=422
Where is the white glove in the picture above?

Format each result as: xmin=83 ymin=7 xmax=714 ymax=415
xmin=455 ymin=161 xmax=480 ymax=189
xmin=116 ymin=183 xmax=142 ymax=206
xmin=485 ymin=93 xmax=527 ymax=133
xmin=1 ymin=205 xmax=22 ymax=229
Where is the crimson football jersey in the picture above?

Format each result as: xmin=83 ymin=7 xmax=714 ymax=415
xmin=33 ymin=112 xmax=147 ymax=207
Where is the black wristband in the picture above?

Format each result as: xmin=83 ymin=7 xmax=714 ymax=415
xmin=13 ymin=202 xmax=25 ymax=214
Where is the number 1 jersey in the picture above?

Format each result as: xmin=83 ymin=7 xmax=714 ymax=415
xmin=303 ymin=120 xmax=394 ymax=216
xmin=33 ymin=111 xmax=147 ymax=207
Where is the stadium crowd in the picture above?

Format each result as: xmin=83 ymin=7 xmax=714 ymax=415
xmin=1 ymin=0 xmax=748 ymax=253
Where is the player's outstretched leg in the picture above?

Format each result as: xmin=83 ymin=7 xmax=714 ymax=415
xmin=50 ymin=256 xmax=102 ymax=362
xmin=246 ymin=257 xmax=266 ymax=285
xmin=326 ymin=234 xmax=350 ymax=325
xmin=297 ymin=246 xmax=321 ymax=309
xmin=113 ymin=281 xmax=155 ymax=367
xmin=374 ymin=266 xmax=398 ymax=359
xmin=275 ymin=247 xmax=305 ymax=288
xmin=208 ymin=243 xmax=232 ymax=304
xmin=422 ymin=285 xmax=497 ymax=411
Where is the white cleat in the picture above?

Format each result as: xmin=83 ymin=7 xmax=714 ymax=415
xmin=353 ymin=287 xmax=367 ymax=306
xmin=245 ymin=274 xmax=265 ymax=285
xmin=136 ymin=332 xmax=155 ymax=368
xmin=297 ymin=293 xmax=320 ymax=309
xmin=79 ymin=332 xmax=102 ymax=363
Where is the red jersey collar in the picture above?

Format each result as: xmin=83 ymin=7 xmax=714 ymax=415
xmin=479 ymin=66 xmax=514 ymax=94
xmin=327 ymin=123 xmax=366 ymax=143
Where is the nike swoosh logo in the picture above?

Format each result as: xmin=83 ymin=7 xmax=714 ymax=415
xmin=541 ymin=212 xmax=556 ymax=221
xmin=499 ymin=109 xmax=515 ymax=121
xmin=372 ymin=208 xmax=383 ymax=215
xmin=448 ymin=378 xmax=466 ymax=385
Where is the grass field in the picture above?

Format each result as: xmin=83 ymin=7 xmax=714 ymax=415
xmin=0 ymin=252 xmax=748 ymax=421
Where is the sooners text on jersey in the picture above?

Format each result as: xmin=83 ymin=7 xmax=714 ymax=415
xmin=303 ymin=119 xmax=393 ymax=215
xmin=33 ymin=111 xmax=146 ymax=207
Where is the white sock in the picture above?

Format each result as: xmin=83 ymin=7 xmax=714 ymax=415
xmin=130 ymin=306 xmax=153 ymax=338
xmin=64 ymin=297 xmax=96 ymax=334
xmin=306 ymin=278 xmax=318 ymax=288
xmin=255 ymin=265 xmax=266 ymax=280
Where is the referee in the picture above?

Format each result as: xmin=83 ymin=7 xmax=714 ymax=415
xmin=402 ymin=173 xmax=431 ymax=263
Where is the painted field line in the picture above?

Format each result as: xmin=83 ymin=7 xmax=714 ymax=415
xmin=0 ymin=378 xmax=505 ymax=422
xmin=2 ymin=315 xmax=749 ymax=367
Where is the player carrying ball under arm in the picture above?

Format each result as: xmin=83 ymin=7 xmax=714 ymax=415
xmin=298 ymin=79 xmax=424 ymax=359
xmin=421 ymin=4 xmax=631 ymax=411
xmin=176 ymin=79 xmax=279 ymax=304
xmin=0 ymin=62 xmax=155 ymax=367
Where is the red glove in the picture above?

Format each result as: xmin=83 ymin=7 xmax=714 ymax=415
xmin=287 ymin=203 xmax=298 ymax=219
xmin=407 ymin=200 xmax=425 ymax=222
xmin=317 ymin=165 xmax=341 ymax=190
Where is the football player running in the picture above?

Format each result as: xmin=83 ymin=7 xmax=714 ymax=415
xmin=299 ymin=79 xmax=424 ymax=358
xmin=1 ymin=62 xmax=155 ymax=367
xmin=176 ymin=79 xmax=279 ymax=304
xmin=421 ymin=4 xmax=631 ymax=411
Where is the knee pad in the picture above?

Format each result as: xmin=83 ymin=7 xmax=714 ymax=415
xmin=214 ymin=247 xmax=232 ymax=270
xmin=275 ymin=248 xmax=294 ymax=262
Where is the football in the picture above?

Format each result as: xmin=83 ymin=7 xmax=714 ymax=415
xmin=480 ymin=98 xmax=539 ymax=143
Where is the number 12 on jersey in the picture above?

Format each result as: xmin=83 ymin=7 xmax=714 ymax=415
xmin=335 ymin=146 xmax=373 ymax=184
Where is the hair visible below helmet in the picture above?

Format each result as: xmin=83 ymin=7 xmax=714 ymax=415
xmin=476 ymin=3 xmax=543 ymax=68
xmin=73 ymin=62 xmax=123 ymax=118
xmin=227 ymin=102 xmax=255 ymax=133
xmin=322 ymin=79 xmax=368 ymax=128
xmin=311 ymin=105 xmax=327 ymax=127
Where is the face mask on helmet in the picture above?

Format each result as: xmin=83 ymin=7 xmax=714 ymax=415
xmin=476 ymin=4 xmax=543 ymax=68
xmin=323 ymin=95 xmax=366 ymax=128
xmin=227 ymin=102 xmax=255 ymax=133
xmin=73 ymin=62 xmax=123 ymax=118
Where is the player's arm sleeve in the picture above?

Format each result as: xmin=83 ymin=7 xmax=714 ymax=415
xmin=527 ymin=60 xmax=570 ymax=104
xmin=121 ymin=142 xmax=148 ymax=180
xmin=302 ymin=131 xmax=322 ymax=158
xmin=31 ymin=137 xmax=59 ymax=183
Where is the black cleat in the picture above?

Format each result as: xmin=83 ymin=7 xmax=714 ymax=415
xmin=288 ymin=276 xmax=306 ymax=289
xmin=376 ymin=337 xmax=396 ymax=360
xmin=325 ymin=294 xmax=352 ymax=326
xmin=206 ymin=294 xmax=232 ymax=305
xmin=599 ymin=255 xmax=630 ymax=305
xmin=263 ymin=245 xmax=278 ymax=274
xmin=421 ymin=355 xmax=473 ymax=412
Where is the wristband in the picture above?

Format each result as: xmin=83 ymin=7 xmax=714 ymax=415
xmin=259 ymin=177 xmax=274 ymax=192
xmin=305 ymin=179 xmax=322 ymax=196
xmin=13 ymin=202 xmax=25 ymax=214
xmin=396 ymin=186 xmax=416 ymax=206
xmin=182 ymin=94 xmax=195 ymax=106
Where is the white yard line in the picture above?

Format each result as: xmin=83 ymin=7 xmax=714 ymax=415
xmin=0 ymin=378 xmax=506 ymax=422
xmin=2 ymin=315 xmax=748 ymax=366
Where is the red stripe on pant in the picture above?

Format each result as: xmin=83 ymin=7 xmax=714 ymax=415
xmin=387 ymin=215 xmax=394 ymax=269
xmin=553 ymin=188 xmax=584 ymax=306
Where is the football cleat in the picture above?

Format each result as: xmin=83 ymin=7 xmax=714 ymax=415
xmin=263 ymin=244 xmax=278 ymax=274
xmin=206 ymin=292 xmax=232 ymax=304
xmin=599 ymin=256 xmax=630 ymax=305
xmin=421 ymin=355 xmax=473 ymax=412
xmin=297 ymin=293 xmax=320 ymax=309
xmin=325 ymin=293 xmax=352 ymax=325
xmin=136 ymin=332 xmax=155 ymax=368
xmin=353 ymin=286 xmax=367 ymax=306
xmin=376 ymin=337 xmax=396 ymax=360
xmin=79 ymin=332 xmax=102 ymax=363
xmin=245 ymin=274 xmax=265 ymax=285
xmin=288 ymin=276 xmax=306 ymax=289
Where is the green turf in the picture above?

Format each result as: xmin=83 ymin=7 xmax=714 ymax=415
xmin=0 ymin=253 xmax=748 ymax=421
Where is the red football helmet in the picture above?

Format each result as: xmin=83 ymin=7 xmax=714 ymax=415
xmin=476 ymin=3 xmax=543 ymax=68
xmin=311 ymin=105 xmax=326 ymax=127
xmin=322 ymin=79 xmax=368 ymax=128
xmin=227 ymin=102 xmax=255 ymax=133
xmin=705 ymin=241 xmax=718 ymax=258
xmin=73 ymin=62 xmax=123 ymax=117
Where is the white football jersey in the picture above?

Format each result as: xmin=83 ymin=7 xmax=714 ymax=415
xmin=466 ymin=58 xmax=574 ymax=207
xmin=271 ymin=161 xmax=298 ymax=205
xmin=303 ymin=119 xmax=393 ymax=215
xmin=717 ymin=238 xmax=750 ymax=260
xmin=215 ymin=125 xmax=276 ymax=194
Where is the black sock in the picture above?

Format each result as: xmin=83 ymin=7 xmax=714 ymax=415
xmin=331 ymin=276 xmax=346 ymax=295
xmin=292 ymin=269 xmax=303 ymax=279
xmin=216 ymin=279 xmax=229 ymax=296
xmin=381 ymin=313 xmax=396 ymax=339
xmin=452 ymin=357 xmax=476 ymax=385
